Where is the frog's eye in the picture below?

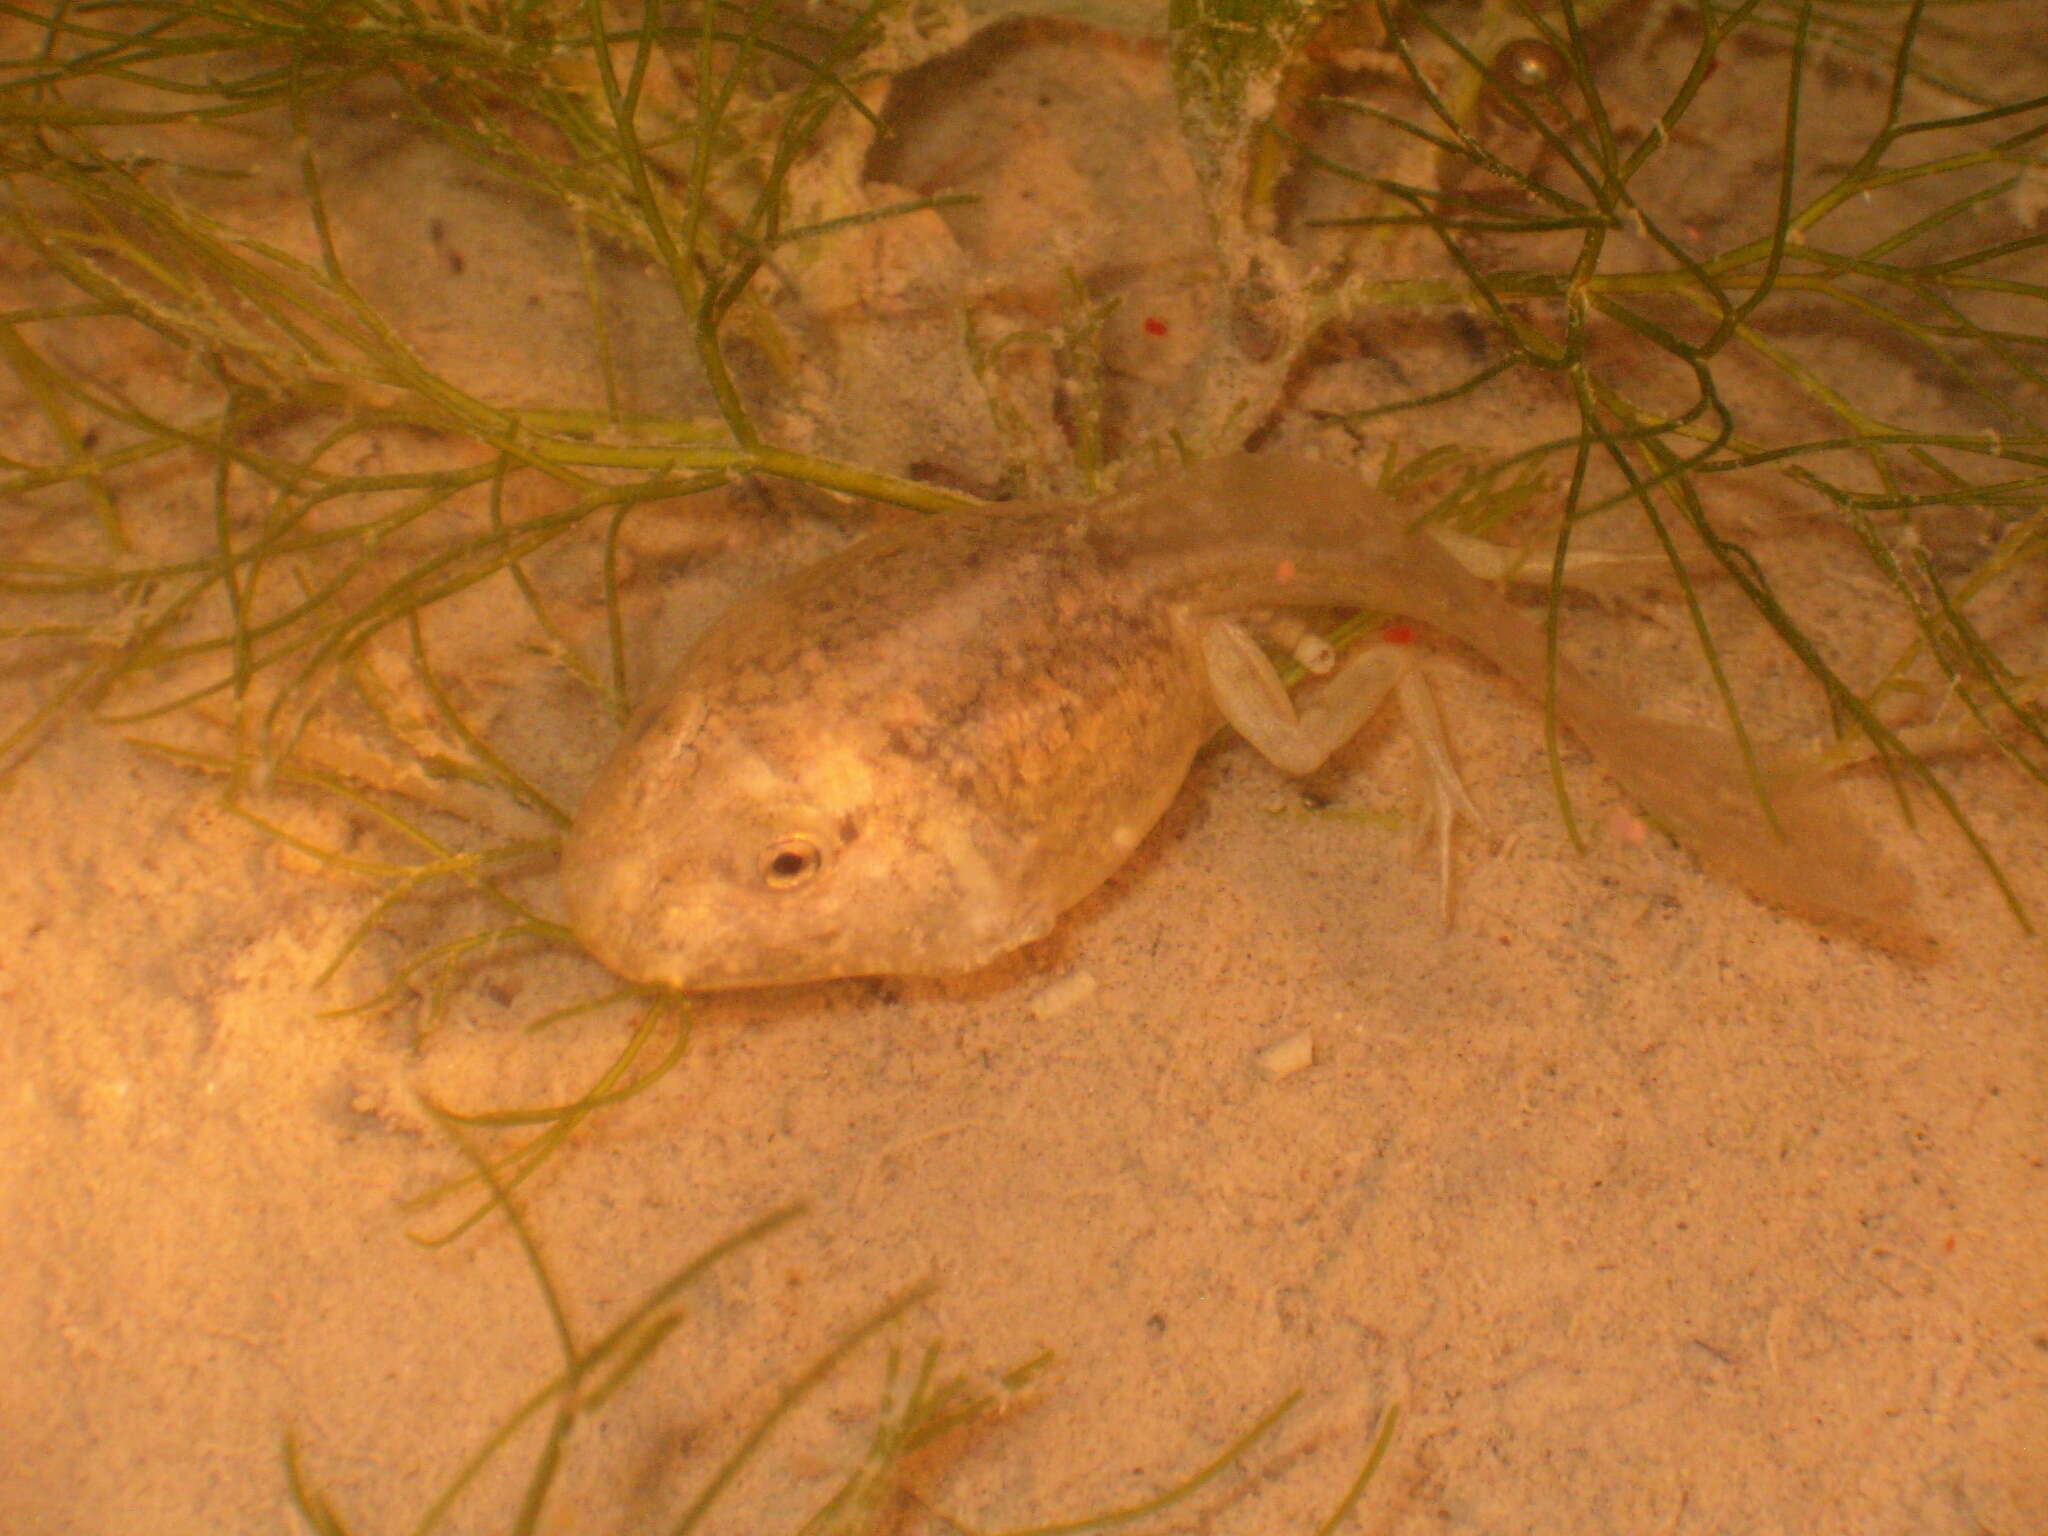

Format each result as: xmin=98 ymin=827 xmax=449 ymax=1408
xmin=759 ymin=836 xmax=824 ymax=890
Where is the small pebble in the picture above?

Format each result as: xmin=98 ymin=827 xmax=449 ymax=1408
xmin=1604 ymin=805 xmax=1650 ymax=848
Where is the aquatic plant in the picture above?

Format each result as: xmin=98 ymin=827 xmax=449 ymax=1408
xmin=282 ymin=1111 xmax=1399 ymax=1534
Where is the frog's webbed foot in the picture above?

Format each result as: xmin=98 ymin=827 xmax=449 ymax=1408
xmin=1199 ymin=618 xmax=1487 ymax=921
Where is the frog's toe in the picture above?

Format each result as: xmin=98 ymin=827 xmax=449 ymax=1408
xmin=1393 ymin=662 xmax=1489 ymax=926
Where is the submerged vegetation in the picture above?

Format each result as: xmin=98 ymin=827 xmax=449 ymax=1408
xmin=285 ymin=1117 xmax=1401 ymax=1533
xmin=1 ymin=0 xmax=2043 ymax=1523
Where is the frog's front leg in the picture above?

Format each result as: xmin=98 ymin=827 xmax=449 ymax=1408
xmin=1199 ymin=618 xmax=1487 ymax=915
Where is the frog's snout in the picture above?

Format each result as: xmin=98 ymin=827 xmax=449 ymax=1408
xmin=557 ymin=797 xmax=651 ymax=980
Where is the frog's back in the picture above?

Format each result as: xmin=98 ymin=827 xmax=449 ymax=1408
xmin=692 ymin=501 xmax=1213 ymax=855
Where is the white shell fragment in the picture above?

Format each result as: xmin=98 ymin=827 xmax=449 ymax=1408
xmin=1028 ymin=969 xmax=1099 ymax=1020
xmin=1256 ymin=1029 xmax=1315 ymax=1082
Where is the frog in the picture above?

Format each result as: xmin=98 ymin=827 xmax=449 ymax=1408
xmin=559 ymin=453 xmax=1932 ymax=989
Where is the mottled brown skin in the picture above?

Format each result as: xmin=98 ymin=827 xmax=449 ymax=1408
xmin=560 ymin=455 xmax=1932 ymax=989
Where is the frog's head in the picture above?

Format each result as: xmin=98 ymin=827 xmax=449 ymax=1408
xmin=559 ymin=680 xmax=1046 ymax=991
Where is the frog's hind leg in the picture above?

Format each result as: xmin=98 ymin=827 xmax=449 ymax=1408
xmin=1199 ymin=618 xmax=1487 ymax=919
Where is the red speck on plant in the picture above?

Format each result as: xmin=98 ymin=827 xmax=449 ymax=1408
xmin=1142 ymin=315 xmax=1168 ymax=336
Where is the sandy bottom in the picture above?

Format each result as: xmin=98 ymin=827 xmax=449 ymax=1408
xmin=3 ymin=6 xmax=2045 ymax=1534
